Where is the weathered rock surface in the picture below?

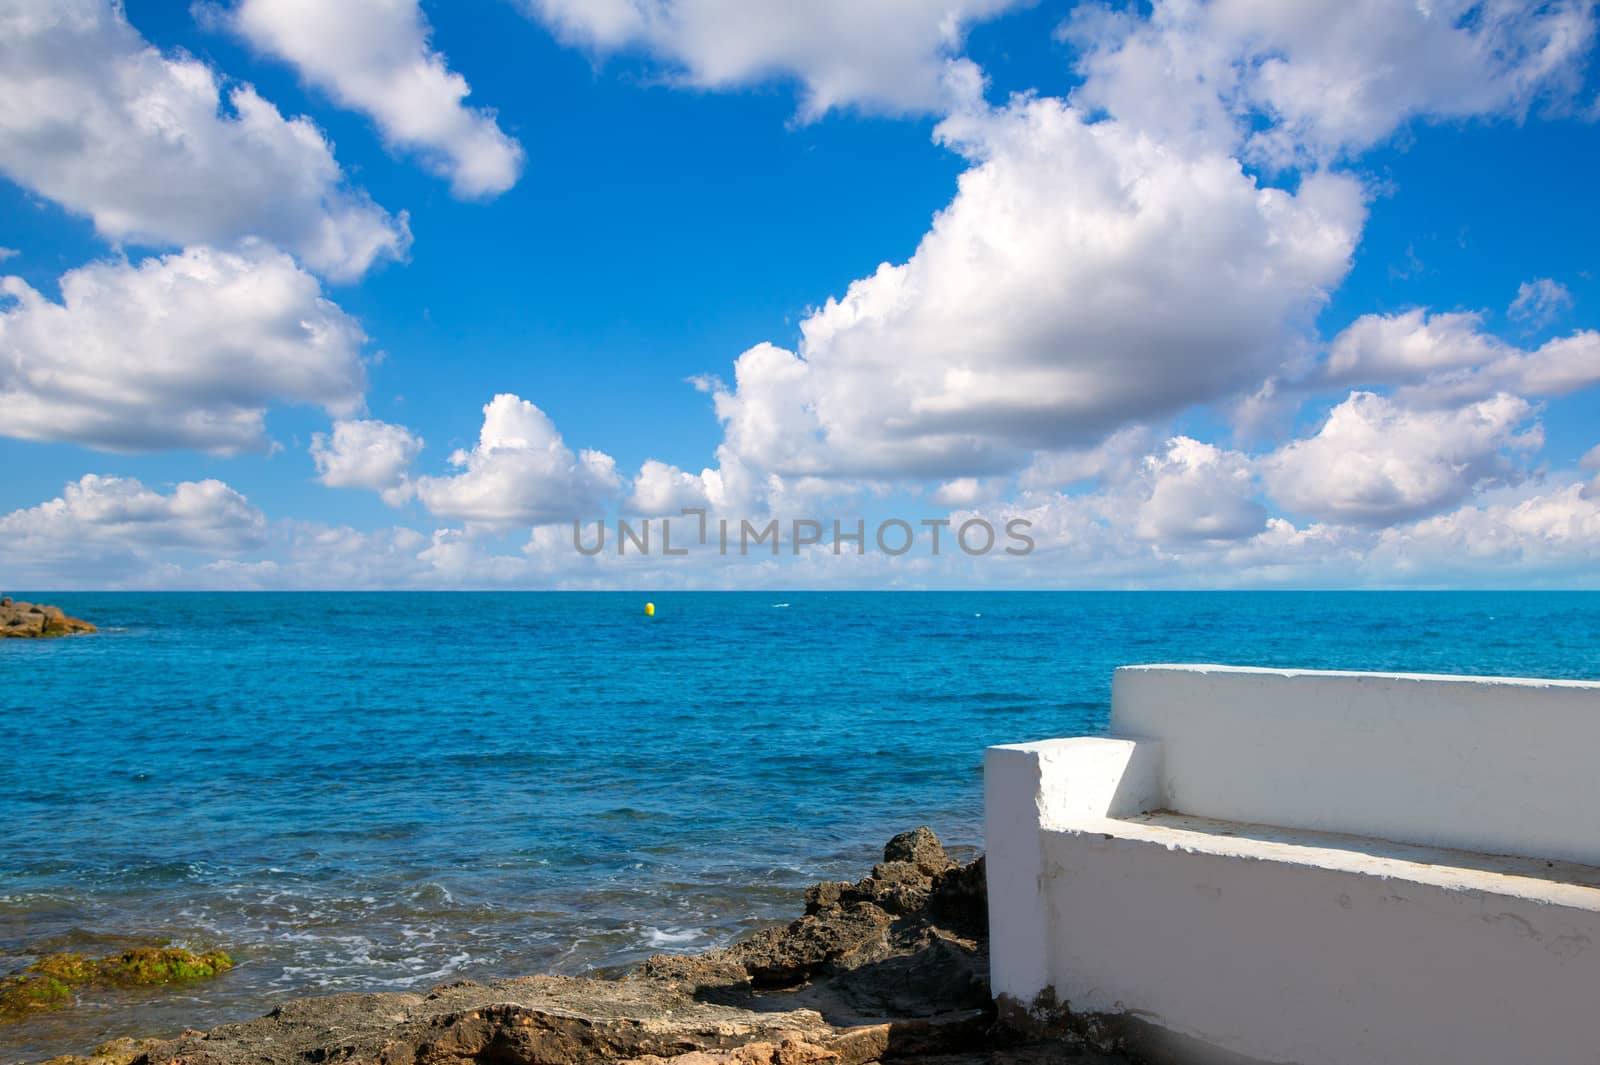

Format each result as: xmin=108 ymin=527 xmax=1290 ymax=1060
xmin=0 ymin=597 xmax=96 ymax=638
xmin=34 ymin=829 xmax=1125 ymax=1065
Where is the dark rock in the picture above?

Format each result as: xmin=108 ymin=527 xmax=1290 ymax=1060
xmin=720 ymin=905 xmax=895 ymax=987
xmin=929 ymin=855 xmax=989 ymax=936
xmin=883 ymin=827 xmax=958 ymax=876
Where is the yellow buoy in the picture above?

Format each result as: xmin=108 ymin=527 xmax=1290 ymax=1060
xmin=644 ymin=602 xmax=655 ymax=617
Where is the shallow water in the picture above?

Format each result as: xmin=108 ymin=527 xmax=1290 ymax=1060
xmin=4 ymin=591 xmax=1599 ymax=1060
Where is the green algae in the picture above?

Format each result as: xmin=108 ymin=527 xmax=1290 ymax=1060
xmin=0 ymin=947 xmax=232 ymax=1025
xmin=27 ymin=953 xmax=97 ymax=983
xmin=0 ymin=975 xmax=73 ymax=1021
xmin=99 ymin=947 xmax=233 ymax=985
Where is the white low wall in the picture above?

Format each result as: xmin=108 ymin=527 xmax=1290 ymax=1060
xmin=986 ymin=665 xmax=1600 ymax=1065
xmin=1113 ymin=665 xmax=1600 ymax=866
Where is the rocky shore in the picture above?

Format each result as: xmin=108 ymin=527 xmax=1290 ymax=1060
xmin=29 ymin=830 xmax=1126 ymax=1065
xmin=0 ymin=598 xmax=95 ymax=638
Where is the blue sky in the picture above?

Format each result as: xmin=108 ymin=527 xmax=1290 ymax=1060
xmin=2 ymin=0 xmax=1599 ymax=588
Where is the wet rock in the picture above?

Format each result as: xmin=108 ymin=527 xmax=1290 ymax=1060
xmin=0 ymin=598 xmax=96 ymax=638
xmin=0 ymin=975 xmax=72 ymax=1022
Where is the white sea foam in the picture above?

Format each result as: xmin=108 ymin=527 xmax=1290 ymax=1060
xmin=643 ymin=926 xmax=703 ymax=947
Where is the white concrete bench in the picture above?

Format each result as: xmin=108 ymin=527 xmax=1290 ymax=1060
xmin=985 ymin=665 xmax=1600 ymax=1065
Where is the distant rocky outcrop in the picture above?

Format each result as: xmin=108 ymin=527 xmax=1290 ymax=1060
xmin=32 ymin=828 xmax=1129 ymax=1065
xmin=0 ymin=597 xmax=96 ymax=638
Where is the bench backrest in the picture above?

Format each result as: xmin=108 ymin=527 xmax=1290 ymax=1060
xmin=1112 ymin=665 xmax=1600 ymax=866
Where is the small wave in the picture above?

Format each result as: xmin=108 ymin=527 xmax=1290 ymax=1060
xmin=642 ymin=926 xmax=703 ymax=948
xmin=771 ymin=603 xmax=790 ymax=608
xmin=409 ymin=882 xmax=456 ymax=906
xmin=408 ymin=951 xmax=473 ymax=983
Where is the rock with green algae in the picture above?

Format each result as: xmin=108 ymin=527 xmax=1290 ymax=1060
xmin=27 ymin=954 xmax=98 ymax=984
xmin=0 ymin=975 xmax=73 ymax=1021
xmin=99 ymin=948 xmax=233 ymax=985
xmin=0 ymin=948 xmax=232 ymax=1025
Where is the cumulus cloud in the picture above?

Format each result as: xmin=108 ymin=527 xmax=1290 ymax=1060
xmin=0 ymin=0 xmax=408 ymax=279
xmin=310 ymin=418 xmax=424 ymax=505
xmin=0 ymin=474 xmax=266 ymax=554
xmin=414 ymin=394 xmax=620 ymax=524
xmin=710 ymin=95 xmax=1363 ymax=480
xmin=1067 ymin=0 xmax=1597 ymax=166
xmin=0 ymin=244 xmax=367 ymax=453
xmin=1371 ymin=483 xmax=1600 ymax=578
xmin=1324 ymin=309 xmax=1505 ymax=384
xmin=1135 ymin=437 xmax=1265 ymax=542
xmin=1509 ymin=277 xmax=1575 ymax=327
xmin=522 ymin=0 xmax=1020 ymax=118
xmin=1017 ymin=426 xmax=1156 ymax=491
xmin=224 ymin=0 xmax=524 ymax=198
xmin=930 ymin=477 xmax=1002 ymax=507
xmin=1263 ymin=392 xmax=1541 ymax=526
xmin=629 ymin=458 xmax=721 ymax=514
xmin=1323 ymin=309 xmax=1600 ymax=404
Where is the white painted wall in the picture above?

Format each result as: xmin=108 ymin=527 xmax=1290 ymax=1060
xmin=984 ymin=738 xmax=1163 ymax=1001
xmin=1114 ymin=665 xmax=1600 ymax=866
xmin=986 ymin=665 xmax=1600 ymax=1065
xmin=1040 ymin=815 xmax=1600 ymax=1065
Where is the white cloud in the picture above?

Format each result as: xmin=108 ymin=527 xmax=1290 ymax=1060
xmin=629 ymin=457 xmax=721 ymax=514
xmin=522 ymin=0 xmax=1020 ymax=119
xmin=710 ymin=95 xmax=1363 ymax=480
xmin=1371 ymin=483 xmax=1600 ymax=579
xmin=270 ymin=522 xmax=438 ymax=588
xmin=225 ymin=0 xmax=524 ymax=199
xmin=1067 ymin=0 xmax=1597 ymax=166
xmin=1434 ymin=330 xmax=1600 ymax=402
xmin=0 ymin=244 xmax=367 ymax=453
xmin=414 ymin=394 xmax=620 ymax=524
xmin=7 ymin=469 xmax=1596 ymax=591
xmin=1135 ymin=436 xmax=1265 ymax=542
xmin=0 ymin=247 xmax=17 ymax=262
xmin=1018 ymin=426 xmax=1156 ymax=490
xmin=0 ymin=0 xmax=408 ymax=279
xmin=930 ymin=477 xmax=1001 ymax=507
xmin=2 ymin=243 xmax=368 ymax=450
xmin=1323 ymin=309 xmax=1600 ymax=404
xmin=310 ymin=418 xmax=423 ymax=505
xmin=1508 ymin=277 xmax=1575 ymax=327
xmin=0 ymin=474 xmax=266 ymax=555
xmin=1324 ymin=309 xmax=1505 ymax=384
xmin=1264 ymin=391 xmax=1541 ymax=526
xmin=1581 ymin=444 xmax=1600 ymax=501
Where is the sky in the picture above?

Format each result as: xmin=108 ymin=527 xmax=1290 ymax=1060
xmin=2 ymin=0 xmax=1599 ymax=590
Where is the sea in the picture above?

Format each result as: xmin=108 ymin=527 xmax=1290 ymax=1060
xmin=4 ymin=591 xmax=1599 ymax=1060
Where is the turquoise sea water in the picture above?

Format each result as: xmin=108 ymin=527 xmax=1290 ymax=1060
xmin=4 ymin=591 xmax=1600 ymax=1059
